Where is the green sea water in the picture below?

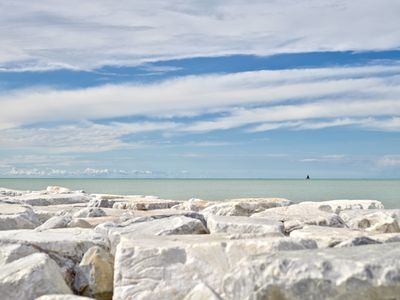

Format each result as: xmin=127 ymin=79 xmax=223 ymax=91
xmin=0 ymin=178 xmax=399 ymax=208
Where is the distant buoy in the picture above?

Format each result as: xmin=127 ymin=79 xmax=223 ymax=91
xmin=306 ymin=175 xmax=310 ymax=180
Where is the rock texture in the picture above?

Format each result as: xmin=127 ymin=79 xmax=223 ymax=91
xmin=0 ymin=253 xmax=72 ymax=300
xmin=223 ymin=243 xmax=400 ymax=300
xmin=340 ymin=209 xmax=400 ymax=233
xmin=0 ymin=203 xmax=40 ymax=230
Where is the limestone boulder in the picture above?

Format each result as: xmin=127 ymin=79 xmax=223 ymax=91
xmin=35 ymin=216 xmax=73 ymax=231
xmin=0 ymin=187 xmax=28 ymax=196
xmin=290 ymin=225 xmax=367 ymax=248
xmin=223 ymin=243 xmax=400 ymax=300
xmin=10 ymin=192 xmax=91 ymax=206
xmin=0 ymin=203 xmax=40 ymax=230
xmin=340 ymin=209 xmax=400 ymax=233
xmin=74 ymin=246 xmax=114 ymax=300
xmin=46 ymin=186 xmax=72 ymax=194
xmin=206 ymin=214 xmax=284 ymax=237
xmin=202 ymin=198 xmax=292 ymax=216
xmin=252 ymin=204 xmax=345 ymax=233
xmin=171 ymin=198 xmax=213 ymax=212
xmin=297 ymin=199 xmax=384 ymax=214
xmin=183 ymin=283 xmax=222 ymax=300
xmin=73 ymin=208 xmax=107 ymax=218
xmin=0 ymin=242 xmax=39 ymax=265
xmin=113 ymin=234 xmax=316 ymax=300
xmin=0 ymin=253 xmax=72 ymax=300
xmin=112 ymin=196 xmax=181 ymax=210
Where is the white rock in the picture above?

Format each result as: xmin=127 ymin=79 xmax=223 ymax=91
xmin=0 ymin=203 xmax=40 ymax=230
xmin=223 ymin=242 xmax=400 ymax=300
xmin=11 ymin=192 xmax=91 ymax=206
xmin=0 ymin=242 xmax=39 ymax=265
xmin=113 ymin=234 xmax=316 ymax=300
xmin=183 ymin=283 xmax=222 ymax=300
xmin=0 ymin=187 xmax=28 ymax=196
xmin=290 ymin=225 xmax=367 ymax=248
xmin=171 ymin=198 xmax=212 ymax=212
xmin=46 ymin=186 xmax=72 ymax=194
xmin=0 ymin=253 xmax=72 ymax=300
xmin=252 ymin=204 xmax=345 ymax=233
xmin=98 ymin=215 xmax=208 ymax=253
xmin=297 ymin=199 xmax=384 ymax=214
xmin=340 ymin=209 xmax=400 ymax=233
xmin=206 ymin=215 xmax=284 ymax=237
xmin=202 ymin=198 xmax=292 ymax=216
xmin=35 ymin=296 xmax=94 ymax=300
xmin=112 ymin=196 xmax=181 ymax=210
xmin=73 ymin=208 xmax=107 ymax=218
xmin=334 ymin=236 xmax=381 ymax=248
xmin=35 ymin=215 xmax=73 ymax=231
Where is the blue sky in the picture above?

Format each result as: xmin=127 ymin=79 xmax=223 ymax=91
xmin=0 ymin=0 xmax=400 ymax=178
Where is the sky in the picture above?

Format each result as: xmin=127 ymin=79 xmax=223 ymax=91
xmin=0 ymin=0 xmax=400 ymax=178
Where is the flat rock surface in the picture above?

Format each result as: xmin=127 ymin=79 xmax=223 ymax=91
xmin=206 ymin=214 xmax=284 ymax=237
xmin=223 ymin=242 xmax=400 ymax=300
xmin=297 ymin=199 xmax=384 ymax=213
xmin=0 ymin=203 xmax=40 ymax=230
xmin=340 ymin=209 xmax=400 ymax=232
xmin=113 ymin=234 xmax=316 ymax=300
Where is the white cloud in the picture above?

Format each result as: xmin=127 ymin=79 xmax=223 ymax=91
xmin=0 ymin=0 xmax=400 ymax=70
xmin=377 ymin=155 xmax=400 ymax=167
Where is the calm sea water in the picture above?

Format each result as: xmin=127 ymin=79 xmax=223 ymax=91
xmin=0 ymin=178 xmax=399 ymax=208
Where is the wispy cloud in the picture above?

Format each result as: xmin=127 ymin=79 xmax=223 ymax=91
xmin=0 ymin=1 xmax=400 ymax=70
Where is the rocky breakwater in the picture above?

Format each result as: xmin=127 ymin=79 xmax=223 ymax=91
xmin=0 ymin=186 xmax=400 ymax=299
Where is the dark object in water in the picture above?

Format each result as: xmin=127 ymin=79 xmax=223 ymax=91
xmin=306 ymin=175 xmax=310 ymax=180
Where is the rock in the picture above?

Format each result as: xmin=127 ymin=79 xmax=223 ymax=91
xmin=334 ymin=236 xmax=381 ymax=248
xmin=73 ymin=208 xmax=107 ymax=218
xmin=46 ymin=186 xmax=72 ymax=194
xmin=97 ymin=215 xmax=208 ymax=253
xmin=206 ymin=215 xmax=284 ymax=237
xmin=68 ymin=219 xmax=93 ymax=228
xmin=35 ymin=215 xmax=73 ymax=231
xmin=88 ymin=198 xmax=114 ymax=208
xmin=183 ymin=283 xmax=222 ymax=300
xmin=36 ymin=295 xmax=94 ymax=300
xmin=202 ymin=198 xmax=292 ymax=216
xmin=0 ymin=242 xmax=39 ymax=265
xmin=33 ymin=204 xmax=87 ymax=223
xmin=112 ymin=196 xmax=181 ymax=210
xmin=74 ymin=246 xmax=114 ymax=300
xmin=340 ymin=209 xmax=400 ymax=233
xmin=223 ymin=242 xmax=400 ymax=300
xmin=252 ymin=204 xmax=345 ymax=233
xmin=171 ymin=198 xmax=212 ymax=212
xmin=10 ymin=192 xmax=91 ymax=206
xmin=289 ymin=225 xmax=366 ymax=248
xmin=0 ymin=253 xmax=72 ymax=300
xmin=0 ymin=203 xmax=40 ymax=230
xmin=113 ymin=234 xmax=316 ymax=300
xmin=297 ymin=199 xmax=384 ymax=214
xmin=0 ymin=187 xmax=28 ymax=196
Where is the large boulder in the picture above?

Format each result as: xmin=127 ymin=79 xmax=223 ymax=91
xmin=290 ymin=225 xmax=367 ymax=248
xmin=202 ymin=198 xmax=292 ymax=216
xmin=0 ymin=203 xmax=40 ymax=230
xmin=223 ymin=243 xmax=400 ymax=300
xmin=252 ymin=204 xmax=345 ymax=233
xmin=35 ymin=216 xmax=73 ymax=231
xmin=96 ymin=215 xmax=208 ymax=253
xmin=10 ymin=192 xmax=91 ymax=206
xmin=340 ymin=209 xmax=400 ymax=233
xmin=112 ymin=196 xmax=181 ymax=210
xmin=0 ymin=253 xmax=72 ymax=300
xmin=74 ymin=246 xmax=114 ymax=300
xmin=73 ymin=208 xmax=107 ymax=218
xmin=113 ymin=235 xmax=316 ymax=300
xmin=297 ymin=199 xmax=384 ymax=214
xmin=206 ymin=215 xmax=284 ymax=237
xmin=0 ymin=242 xmax=39 ymax=265
xmin=0 ymin=187 xmax=28 ymax=196
xmin=46 ymin=186 xmax=72 ymax=194
xmin=171 ymin=198 xmax=212 ymax=212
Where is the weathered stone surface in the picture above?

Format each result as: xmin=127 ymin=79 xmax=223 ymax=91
xmin=252 ymin=204 xmax=345 ymax=233
xmin=340 ymin=209 xmax=400 ymax=233
xmin=112 ymin=196 xmax=182 ymax=210
xmin=97 ymin=216 xmax=208 ymax=253
xmin=223 ymin=243 xmax=400 ymax=300
xmin=74 ymin=246 xmax=113 ymax=300
xmin=0 ymin=228 xmax=108 ymax=263
xmin=113 ymin=235 xmax=316 ymax=300
xmin=35 ymin=216 xmax=73 ymax=231
xmin=206 ymin=215 xmax=284 ymax=237
xmin=0 ymin=253 xmax=72 ymax=300
xmin=10 ymin=192 xmax=91 ymax=206
xmin=0 ymin=187 xmax=28 ymax=196
xmin=334 ymin=236 xmax=381 ymax=248
xmin=0 ymin=203 xmax=40 ymax=230
xmin=46 ymin=186 xmax=72 ymax=194
xmin=88 ymin=198 xmax=114 ymax=208
xmin=0 ymin=242 xmax=39 ymax=265
xmin=172 ymin=198 xmax=212 ymax=212
xmin=203 ymin=198 xmax=292 ymax=217
xmin=290 ymin=225 xmax=366 ymax=248
xmin=183 ymin=283 xmax=222 ymax=300
xmin=67 ymin=218 xmax=93 ymax=228
xmin=33 ymin=204 xmax=87 ymax=223
xmin=36 ymin=295 xmax=94 ymax=300
xmin=297 ymin=199 xmax=384 ymax=214
xmin=73 ymin=208 xmax=107 ymax=218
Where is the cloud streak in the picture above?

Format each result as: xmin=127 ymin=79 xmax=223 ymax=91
xmin=1 ymin=0 xmax=400 ymax=70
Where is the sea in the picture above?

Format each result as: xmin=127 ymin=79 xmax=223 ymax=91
xmin=0 ymin=178 xmax=399 ymax=208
